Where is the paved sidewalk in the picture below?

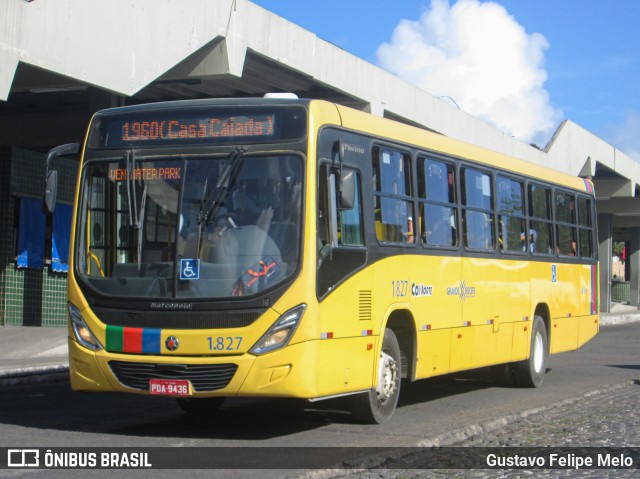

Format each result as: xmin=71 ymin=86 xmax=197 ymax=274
xmin=0 ymin=303 xmax=638 ymax=386
xmin=0 ymin=324 xmax=68 ymax=385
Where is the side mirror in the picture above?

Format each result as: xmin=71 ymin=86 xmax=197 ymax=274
xmin=42 ymin=143 xmax=79 ymax=214
xmin=338 ymin=169 xmax=356 ymax=210
xmin=43 ymin=169 xmax=58 ymax=214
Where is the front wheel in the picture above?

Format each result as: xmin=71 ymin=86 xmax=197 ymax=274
xmin=511 ymin=315 xmax=548 ymax=387
xmin=348 ymin=328 xmax=401 ymax=424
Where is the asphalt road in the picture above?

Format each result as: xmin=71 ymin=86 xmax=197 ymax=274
xmin=1 ymin=322 xmax=638 ymax=478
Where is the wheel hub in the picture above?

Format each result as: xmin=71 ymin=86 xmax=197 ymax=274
xmin=533 ymin=331 xmax=544 ymax=373
xmin=376 ymin=351 xmax=398 ymax=404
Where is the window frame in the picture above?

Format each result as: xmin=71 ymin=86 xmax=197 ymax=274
xmin=577 ymin=194 xmax=595 ymax=259
xmin=417 ymin=156 xmax=459 ymax=249
xmin=371 ymin=145 xmax=416 ymax=245
xmin=528 ymin=182 xmax=555 ymax=257
xmin=496 ymin=174 xmax=528 ymax=255
xmin=554 ymin=189 xmax=578 ymax=258
xmin=461 ymin=165 xmax=495 ymax=251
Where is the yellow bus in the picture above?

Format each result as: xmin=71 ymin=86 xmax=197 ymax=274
xmin=44 ymin=97 xmax=599 ymax=423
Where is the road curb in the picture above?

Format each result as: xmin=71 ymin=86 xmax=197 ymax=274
xmin=0 ymin=364 xmax=69 ymax=387
xmin=600 ymin=312 xmax=640 ymax=326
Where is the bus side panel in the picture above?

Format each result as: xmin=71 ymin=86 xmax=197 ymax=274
xmin=549 ymin=316 xmax=579 ymax=353
xmin=511 ymin=319 xmax=529 ymax=362
xmin=316 ymin=269 xmax=377 ymax=397
xmin=578 ymin=315 xmax=599 ymax=348
xmin=412 ymin=254 xmax=461 ymax=379
xmin=449 ymin=326 xmax=474 ymax=372
xmin=416 ymin=329 xmax=451 ymax=378
xmin=317 ymin=337 xmax=379 ymax=396
xmin=463 ymin=256 xmax=529 ymax=369
xmin=548 ymin=262 xmax=582 ymax=354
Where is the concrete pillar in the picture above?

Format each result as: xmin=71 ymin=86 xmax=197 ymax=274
xmin=598 ymin=213 xmax=612 ymax=313
xmin=630 ymin=227 xmax=640 ymax=307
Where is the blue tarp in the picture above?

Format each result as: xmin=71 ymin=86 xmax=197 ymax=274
xmin=52 ymin=203 xmax=72 ymax=272
xmin=17 ymin=197 xmax=45 ymax=270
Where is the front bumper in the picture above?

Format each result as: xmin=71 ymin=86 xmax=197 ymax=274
xmin=68 ymin=337 xmax=318 ymax=399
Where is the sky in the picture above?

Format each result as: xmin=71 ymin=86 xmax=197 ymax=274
xmin=252 ymin=0 xmax=640 ymax=159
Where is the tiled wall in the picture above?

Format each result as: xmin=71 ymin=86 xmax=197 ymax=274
xmin=0 ymin=147 xmax=77 ymax=327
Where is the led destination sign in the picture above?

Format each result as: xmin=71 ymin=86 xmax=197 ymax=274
xmin=109 ymin=167 xmax=182 ymax=181
xmin=121 ymin=114 xmax=275 ymax=143
xmin=89 ymin=105 xmax=307 ymax=148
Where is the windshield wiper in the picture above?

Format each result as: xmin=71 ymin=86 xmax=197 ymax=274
xmin=137 ymin=184 xmax=147 ymax=270
xmin=205 ymin=146 xmax=247 ymax=226
xmin=194 ymin=177 xmax=211 ymax=257
xmin=124 ymin=150 xmax=147 ymax=270
xmin=191 ymin=146 xmax=246 ymax=261
xmin=124 ymin=150 xmax=135 ymax=228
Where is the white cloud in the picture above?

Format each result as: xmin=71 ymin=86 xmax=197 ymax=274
xmin=376 ymin=0 xmax=562 ymax=146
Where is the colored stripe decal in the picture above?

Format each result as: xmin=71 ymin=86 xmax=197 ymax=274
xmin=591 ymin=264 xmax=599 ymax=315
xmin=106 ymin=325 xmax=161 ymax=353
xmin=583 ymin=178 xmax=594 ymax=193
xmin=143 ymin=329 xmax=162 ymax=353
xmin=106 ymin=325 xmax=124 ymax=352
xmin=123 ymin=327 xmax=143 ymax=353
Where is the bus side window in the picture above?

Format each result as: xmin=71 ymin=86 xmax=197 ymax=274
xmin=496 ymin=175 xmax=525 ymax=253
xmin=317 ymin=165 xmax=366 ymax=297
xmin=577 ymin=196 xmax=594 ymax=258
xmin=529 ymin=183 xmax=554 ymax=255
xmin=461 ymin=167 xmax=494 ymax=250
xmin=555 ymin=191 xmax=578 ymax=257
xmin=418 ymin=158 xmax=457 ymax=247
xmin=372 ymin=148 xmax=414 ymax=244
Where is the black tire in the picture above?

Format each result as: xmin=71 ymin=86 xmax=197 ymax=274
xmin=348 ymin=328 xmax=401 ymax=424
xmin=511 ymin=315 xmax=548 ymax=388
xmin=176 ymin=397 xmax=225 ymax=415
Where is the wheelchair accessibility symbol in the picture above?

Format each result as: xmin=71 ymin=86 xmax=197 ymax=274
xmin=180 ymin=259 xmax=200 ymax=280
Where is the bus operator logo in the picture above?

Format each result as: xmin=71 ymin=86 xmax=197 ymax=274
xmin=165 ymin=336 xmax=180 ymax=352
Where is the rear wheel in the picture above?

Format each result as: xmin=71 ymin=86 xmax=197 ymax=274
xmin=511 ymin=315 xmax=548 ymax=387
xmin=348 ymin=328 xmax=401 ymax=424
xmin=176 ymin=397 xmax=225 ymax=415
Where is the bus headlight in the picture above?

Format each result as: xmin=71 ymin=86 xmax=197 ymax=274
xmin=250 ymin=304 xmax=306 ymax=355
xmin=68 ymin=303 xmax=103 ymax=351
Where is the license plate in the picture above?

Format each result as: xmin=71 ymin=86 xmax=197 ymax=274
xmin=149 ymin=379 xmax=192 ymax=397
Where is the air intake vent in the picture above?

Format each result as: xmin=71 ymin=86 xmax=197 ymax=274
xmin=359 ymin=290 xmax=372 ymax=321
xmin=108 ymin=361 xmax=238 ymax=392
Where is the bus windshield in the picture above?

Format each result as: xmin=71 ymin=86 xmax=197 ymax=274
xmin=76 ymin=152 xmax=303 ymax=300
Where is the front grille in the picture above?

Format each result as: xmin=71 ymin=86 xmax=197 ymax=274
xmin=108 ymin=360 xmax=238 ymax=392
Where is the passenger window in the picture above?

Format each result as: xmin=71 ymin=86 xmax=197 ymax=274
xmin=461 ymin=167 xmax=494 ymax=250
xmin=372 ymin=148 xmax=414 ymax=244
xmin=497 ymin=176 xmax=526 ymax=253
xmin=578 ymin=196 xmax=594 ymax=258
xmin=418 ymin=158 xmax=457 ymax=247
xmin=555 ymin=191 xmax=577 ymax=257
xmin=528 ymin=183 xmax=554 ymax=255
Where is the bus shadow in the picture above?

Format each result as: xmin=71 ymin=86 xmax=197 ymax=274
xmin=0 ymin=369 xmax=530 ymax=441
xmin=398 ymin=370 xmax=496 ymax=407
xmin=0 ymin=380 xmax=349 ymax=440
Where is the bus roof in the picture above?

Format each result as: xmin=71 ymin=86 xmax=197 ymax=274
xmin=328 ymin=101 xmax=591 ymax=194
